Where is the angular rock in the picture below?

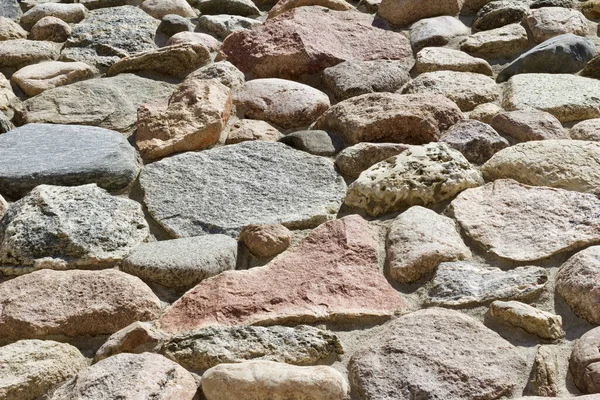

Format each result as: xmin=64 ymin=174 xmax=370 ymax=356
xmin=140 ymin=0 xmax=195 ymax=19
xmin=0 ymin=269 xmax=161 ymax=339
xmin=387 ymin=206 xmax=471 ymax=283
xmin=378 ymin=0 xmax=463 ymax=27
xmin=162 ymin=325 xmax=342 ymax=371
xmin=449 ymin=179 xmax=600 ymax=261
xmin=349 ymin=308 xmax=528 ymax=400
xmin=345 ymin=142 xmax=484 ymax=217
xmin=0 ymin=39 xmax=60 ymax=69
xmin=279 ymin=130 xmax=344 ymax=156
xmin=197 ymin=0 xmax=260 ymax=16
xmin=158 ymin=215 xmax=406 ymax=332
xmin=460 ymin=23 xmax=529 ymax=58
xmin=414 ymin=47 xmax=493 ymax=76
xmin=186 ymin=61 xmax=244 ymax=89
xmin=196 ymin=14 xmax=261 ymax=40
xmin=239 ymin=224 xmax=291 ymax=258
xmin=233 ymin=78 xmax=330 ymax=129
xmin=472 ymin=0 xmax=528 ymax=32
xmin=529 ymin=346 xmax=560 ymax=397
xmin=268 ymin=0 xmax=353 ymax=18
xmin=313 ymin=92 xmax=463 ymax=145
xmin=226 ymin=119 xmax=282 ymax=144
xmin=0 ymin=17 xmax=27 ymax=40
xmin=409 ymin=16 xmax=470 ymax=53
xmin=95 ymin=321 xmax=165 ymax=362
xmin=525 ymin=7 xmax=588 ymax=43
xmin=335 ymin=142 xmax=409 ymax=179
xmin=29 ymin=16 xmax=71 ymax=43
xmin=469 ymin=102 xmax=503 ymax=123
xmin=0 ymin=340 xmax=88 ymax=400
xmin=218 ymin=7 xmax=413 ymax=80
xmin=20 ymin=3 xmax=87 ymax=29
xmin=488 ymin=301 xmax=565 ymax=340
xmin=570 ymin=118 xmax=600 ymax=141
xmin=440 ymin=119 xmax=509 ymax=164
xmin=429 ymin=262 xmax=548 ymax=306
xmin=141 ymin=141 xmax=346 ymax=237
xmin=570 ymin=326 xmax=600 ymax=394
xmin=491 ymin=110 xmax=568 ymax=142
xmin=11 ymin=61 xmax=97 ymax=96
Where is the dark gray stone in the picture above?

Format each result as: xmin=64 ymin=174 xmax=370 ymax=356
xmin=530 ymin=0 xmax=573 ymax=8
xmin=0 ymin=124 xmax=140 ymax=200
xmin=473 ymin=0 xmax=529 ymax=32
xmin=0 ymin=0 xmax=21 ymax=21
xmin=157 ymin=14 xmax=193 ymax=38
xmin=498 ymin=34 xmax=596 ymax=82
xmin=196 ymin=14 xmax=261 ymax=40
xmin=195 ymin=0 xmax=260 ymax=16
xmin=140 ymin=141 xmax=346 ymax=237
xmin=440 ymin=119 xmax=509 ymax=164
xmin=279 ymin=130 xmax=344 ymax=156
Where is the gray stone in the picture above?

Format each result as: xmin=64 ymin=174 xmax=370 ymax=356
xmin=349 ymin=308 xmax=528 ymax=400
xmin=121 ymin=235 xmax=238 ymax=291
xmin=279 ymin=130 xmax=344 ymax=156
xmin=460 ymin=23 xmax=529 ymax=59
xmin=491 ymin=110 xmax=568 ymax=142
xmin=186 ymin=61 xmax=245 ymax=89
xmin=409 ymin=16 xmax=470 ymax=52
xmin=414 ymin=47 xmax=493 ymax=76
xmin=141 ymin=141 xmax=346 ymax=237
xmin=0 ymin=124 xmax=140 ymax=200
xmin=0 ymin=0 xmax=21 ymax=21
xmin=161 ymin=325 xmax=343 ymax=372
xmin=497 ymin=34 xmax=596 ymax=82
xmin=157 ymin=14 xmax=194 ymax=38
xmin=335 ymin=142 xmax=409 ymax=179
xmin=473 ymin=0 xmax=528 ymax=32
xmin=530 ymin=0 xmax=573 ymax=7
xmin=0 ymin=184 xmax=149 ymax=273
xmin=525 ymin=7 xmax=588 ymax=43
xmin=570 ymin=326 xmax=600 ymax=394
xmin=488 ymin=301 xmax=565 ymax=340
xmin=196 ymin=0 xmax=260 ymax=16
xmin=0 ymin=39 xmax=61 ymax=69
xmin=196 ymin=14 xmax=261 ymax=40
xmin=440 ymin=119 xmax=509 ymax=164
xmin=428 ymin=262 xmax=548 ymax=306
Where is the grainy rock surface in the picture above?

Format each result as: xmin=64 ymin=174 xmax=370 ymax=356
xmin=11 ymin=61 xmax=97 ymax=97
xmin=409 ymin=16 xmax=470 ymax=52
xmin=570 ymin=326 xmax=600 ymax=394
xmin=461 ymin=23 xmax=529 ymax=58
xmin=335 ymin=142 xmax=409 ymax=179
xmin=414 ymin=46 xmax=493 ymax=75
xmin=488 ymin=300 xmax=565 ymax=340
xmin=95 ymin=321 xmax=165 ymax=362
xmin=440 ymin=119 xmax=509 ymax=164
xmin=239 ymin=224 xmax=291 ymax=258
xmin=491 ymin=110 xmax=568 ymax=142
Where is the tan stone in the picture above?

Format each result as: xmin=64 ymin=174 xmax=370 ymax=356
xmin=460 ymin=23 xmax=529 ymax=59
xmin=0 ymin=39 xmax=60 ymax=69
xmin=582 ymin=0 xmax=600 ymax=19
xmin=268 ymin=0 xmax=353 ymax=18
xmin=95 ymin=321 xmax=165 ymax=362
xmin=570 ymin=326 xmax=600 ymax=394
xmin=226 ymin=119 xmax=282 ymax=144
xmin=469 ymin=103 xmax=502 ymax=124
xmin=335 ymin=142 xmax=409 ymax=179
xmin=11 ymin=61 xmax=97 ymax=97
xmin=414 ymin=47 xmax=493 ymax=76
xmin=570 ymin=118 xmax=600 ymax=141
xmin=491 ymin=110 xmax=568 ymax=142
xmin=140 ymin=0 xmax=196 ymax=18
xmin=20 ymin=3 xmax=87 ymax=29
xmin=166 ymin=31 xmax=220 ymax=51
xmin=0 ymin=17 xmax=27 ymax=41
xmin=0 ymin=194 xmax=7 ymax=219
xmin=0 ymin=73 xmax=18 ymax=116
xmin=488 ymin=301 xmax=564 ymax=340
xmin=239 ymin=224 xmax=292 ymax=258
xmin=29 ymin=16 xmax=71 ymax=42
xmin=525 ymin=7 xmax=588 ymax=43
xmin=378 ymin=0 xmax=463 ymax=27
xmin=529 ymin=346 xmax=559 ymax=397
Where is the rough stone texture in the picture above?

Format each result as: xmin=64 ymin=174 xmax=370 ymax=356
xmin=226 ymin=119 xmax=282 ymax=144
xmin=0 ymin=0 xmax=21 ymax=21
xmin=482 ymin=140 xmax=600 ymax=194
xmin=0 ymin=17 xmax=28 ymax=40
xmin=429 ymin=262 xmax=548 ymax=306
xmin=583 ymin=0 xmax=600 ymax=19
xmin=0 ymin=124 xmax=139 ymax=200
xmin=0 ymin=184 xmax=148 ymax=271
xmin=239 ymin=224 xmax=291 ymax=258
xmin=196 ymin=0 xmax=260 ymax=16
xmin=279 ymin=130 xmax=344 ymax=156
xmin=570 ymin=118 xmax=600 ymax=141
xmin=167 ymin=31 xmax=220 ymax=50
xmin=491 ymin=110 xmax=568 ymax=142
xmin=233 ymin=78 xmax=330 ymax=129
xmin=95 ymin=321 xmax=165 ymax=362
xmin=387 ymin=206 xmax=471 ymax=283
xmin=11 ymin=61 xmax=97 ymax=97
xmin=525 ymin=7 xmax=588 ymax=43
xmin=20 ymin=3 xmax=87 ymax=29
xmin=472 ymin=0 xmax=528 ymax=32
xmin=0 ymin=340 xmax=89 ymax=400
xmin=0 ymin=195 xmax=7 ymax=220
xmin=409 ymin=16 xmax=470 ymax=53
xmin=488 ymin=301 xmax=565 ymax=340
xmin=349 ymin=308 xmax=528 ymax=400
xmin=202 ymin=360 xmax=349 ymax=400
xmin=16 ymin=74 xmax=175 ymax=135
xmin=0 ymin=39 xmax=60 ymax=69
xmin=0 ymin=113 xmax=13 ymax=134
xmin=531 ymin=0 xmax=572 ymax=7
xmin=414 ymin=46 xmax=493 ymax=76
xmin=268 ymin=0 xmax=353 ymax=18
xmin=0 ymin=73 xmax=18 ymax=118
xmin=156 ymin=14 xmax=193 ymax=38
xmin=377 ymin=0 xmax=463 ymax=27
xmin=61 ymin=6 xmax=159 ymax=72
xmin=141 ymin=141 xmax=346 ymax=237
xmin=0 ymin=269 xmax=161 ymax=339
xmin=313 ymin=93 xmax=463 ymax=145
xmin=469 ymin=103 xmax=503 ymax=124
xmin=402 ymin=70 xmax=499 ymax=111
xmin=140 ymin=0 xmax=195 ymax=19
xmin=186 ymin=61 xmax=245 ymax=89
xmin=218 ymin=7 xmax=413 ymax=80
xmin=158 ymin=215 xmax=407 ymax=333
xmin=529 ymin=346 xmax=560 ymax=397
xmin=335 ymin=142 xmax=409 ymax=179
xmin=449 ymin=179 xmax=600 ymax=262
xmin=136 ymin=78 xmax=232 ymax=161
xmin=345 ymin=142 xmax=483 ymax=217
xmin=49 ymin=353 xmax=197 ymax=400
xmin=161 ymin=325 xmax=342 ymax=371
xmin=570 ymin=326 xmax=600 ymax=394
xmin=196 ymin=15 xmax=261 ymax=40
xmin=440 ymin=119 xmax=509 ymax=164
xmin=579 ymin=55 xmax=600 ymax=80
xmin=497 ymin=34 xmax=596 ymax=83
xmin=107 ymin=43 xmax=211 ymax=79
xmin=322 ymin=60 xmax=410 ymax=101
xmin=29 ymin=16 xmax=71 ymax=43
xmin=460 ymin=23 xmax=529 ymax=59
xmin=121 ymin=235 xmax=238 ymax=291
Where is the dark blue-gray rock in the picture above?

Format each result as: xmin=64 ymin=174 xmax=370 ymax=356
xmin=498 ymin=34 xmax=596 ymax=82
xmin=530 ymin=0 xmax=573 ymax=8
xmin=440 ymin=119 xmax=509 ymax=164
xmin=121 ymin=235 xmax=238 ymax=291
xmin=196 ymin=14 xmax=261 ymax=40
xmin=472 ymin=0 xmax=529 ymax=32
xmin=140 ymin=141 xmax=346 ymax=237
xmin=0 ymin=124 xmax=140 ymax=200
xmin=279 ymin=130 xmax=344 ymax=156
xmin=157 ymin=14 xmax=193 ymax=38
xmin=196 ymin=0 xmax=260 ymax=16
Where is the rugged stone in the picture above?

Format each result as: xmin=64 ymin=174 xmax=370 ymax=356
xmin=449 ymin=179 xmax=600 ymax=261
xmin=335 ymin=142 xmax=409 ymax=179
xmin=29 ymin=16 xmax=71 ymax=43
xmin=156 ymin=14 xmax=193 ymax=38
xmin=161 ymin=325 xmax=342 ymax=371
xmin=279 ymin=130 xmax=344 ymax=156
xmin=440 ymin=119 xmax=509 ymax=164
xmin=345 ymin=142 xmax=483 ymax=217
xmin=460 ymin=23 xmax=529 ymax=59
xmin=531 ymin=0 xmax=572 ymax=7
xmin=0 ymin=195 xmax=7 ymax=220
xmin=95 ymin=321 xmax=165 ymax=362
xmin=409 ymin=16 xmax=470 ymax=53
xmin=529 ymin=346 xmax=560 ymax=397
xmin=469 ymin=102 xmax=503 ymax=124
xmin=570 ymin=118 xmax=600 ymax=141
xmin=20 ymin=3 xmax=87 ymax=30
xmin=488 ymin=301 xmax=565 ymax=340
xmin=121 ymin=235 xmax=238 ymax=291
xmin=196 ymin=14 xmax=261 ymax=40
xmin=525 ymin=7 xmax=588 ymax=43
xmin=579 ymin=55 xmax=600 ymax=80
xmin=414 ymin=47 xmax=493 ymax=76
xmin=387 ymin=206 xmax=471 ymax=283
xmin=196 ymin=0 xmax=260 ymax=16
xmin=349 ymin=308 xmax=528 ymax=400
xmin=226 ymin=119 xmax=283 ymax=144
xmin=0 ymin=113 xmax=13 ymax=134
xmin=186 ymin=61 xmax=245 ymax=89
xmin=239 ymin=224 xmax=291 ymax=258
xmin=0 ymin=17 xmax=27 ymax=40
xmin=140 ymin=0 xmax=195 ymax=19
xmin=167 ymin=31 xmax=220 ymax=50
xmin=472 ymin=0 xmax=528 ymax=33
xmin=268 ymin=0 xmax=353 ymax=18
xmin=0 ymin=0 xmax=21 ymax=21
xmin=491 ymin=110 xmax=568 ymax=142
xmin=378 ymin=0 xmax=463 ymax=27
xmin=313 ymin=92 xmax=463 ymax=145
xmin=158 ymin=216 xmax=406 ymax=333
xmin=570 ymin=326 xmax=600 ymax=394
xmin=0 ymin=269 xmax=161 ymax=339
xmin=0 ymin=184 xmax=148 ymax=271
xmin=11 ymin=61 xmax=97 ymax=97
xmin=583 ymin=0 xmax=600 ymax=19
xmin=141 ymin=141 xmax=346 ymax=237
xmin=0 ymin=73 xmax=18 ymax=118
xmin=0 ymin=39 xmax=60 ymax=69
xmin=0 ymin=340 xmax=89 ymax=400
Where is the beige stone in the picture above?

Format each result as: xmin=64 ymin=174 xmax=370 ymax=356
xmin=11 ymin=61 xmax=97 ymax=97
xmin=335 ymin=142 xmax=409 ymax=179
xmin=378 ymin=0 xmax=463 ymax=27
xmin=469 ymin=103 xmax=502 ymax=124
xmin=95 ymin=321 xmax=165 ymax=362
xmin=140 ymin=0 xmax=196 ymax=19
xmin=0 ymin=194 xmax=7 ymax=219
xmin=529 ymin=346 xmax=560 ymax=397
xmin=491 ymin=110 xmax=568 ymax=142
xmin=0 ymin=39 xmax=61 ymax=69
xmin=460 ymin=23 xmax=529 ymax=59
xmin=525 ymin=7 xmax=588 ymax=43
xmin=20 ymin=3 xmax=87 ymax=29
xmin=239 ymin=224 xmax=292 ymax=258
xmin=570 ymin=118 xmax=600 ymax=141
xmin=0 ymin=73 xmax=18 ymax=116
xmin=0 ymin=17 xmax=27 ymax=41
xmin=226 ymin=119 xmax=282 ymax=144
xmin=414 ymin=47 xmax=493 ymax=76
xmin=570 ymin=327 xmax=600 ymax=394
xmin=166 ymin=31 xmax=220 ymax=51
xmin=29 ymin=16 xmax=71 ymax=42
xmin=269 ymin=0 xmax=353 ymax=18
xmin=488 ymin=301 xmax=564 ymax=340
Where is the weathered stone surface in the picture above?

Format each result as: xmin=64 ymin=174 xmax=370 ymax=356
xmin=460 ymin=23 xmax=529 ymax=59
xmin=440 ymin=119 xmax=509 ymax=164
xmin=0 ymin=124 xmax=139 ymax=200
xmin=488 ymin=301 xmax=565 ymax=340
xmin=0 ymin=113 xmax=13 ymax=134
xmin=472 ymin=0 xmax=528 ymax=32
xmin=378 ymin=0 xmax=463 ymax=27
xmin=233 ymin=78 xmax=330 ymax=129
xmin=269 ymin=0 xmax=353 ymax=18
xmin=349 ymin=308 xmax=528 ymax=400
xmin=0 ymin=269 xmax=161 ymax=339
xmin=122 ymin=235 xmax=238 ymax=291
xmin=11 ymin=61 xmax=97 ymax=97
xmin=167 ymin=31 xmax=220 ymax=50
xmin=335 ymin=142 xmax=409 ymax=179
xmin=402 ymin=70 xmax=499 ymax=111
xmin=162 ymin=325 xmax=342 ymax=371
xmin=226 ymin=119 xmax=282 ymax=144
xmin=409 ymin=16 xmax=470 ymax=52
xmin=0 ymin=0 xmax=21 ymax=21
xmin=314 ymin=93 xmax=463 ymax=145
xmin=158 ymin=216 xmax=406 ymax=333
xmin=525 ymin=7 xmax=588 ymax=43
xmin=197 ymin=0 xmax=260 ymax=16
xmin=29 ymin=16 xmax=71 ymax=42
xmin=0 ymin=185 xmax=148 ymax=272
xmin=20 ymin=3 xmax=86 ymax=29
xmin=529 ymin=346 xmax=560 ymax=397
xmin=491 ymin=110 xmax=568 ymax=142
xmin=0 ymin=195 xmax=7 ymax=220
xmin=239 ymin=224 xmax=291 ymax=258
xmin=0 ymin=17 xmax=27 ymax=40
xmin=218 ymin=7 xmax=412 ymax=80
xmin=156 ymin=14 xmax=193 ymax=38
xmin=345 ymin=142 xmax=483 ymax=217
xmin=449 ymin=179 xmax=600 ymax=261
xmin=0 ymin=39 xmax=60 ymax=69
xmin=570 ymin=326 xmax=600 ymax=394
xmin=279 ymin=130 xmax=344 ymax=156
xmin=579 ymin=54 xmax=600 ymax=80
xmin=0 ymin=340 xmax=89 ymax=400
xmin=141 ymin=141 xmax=346 ymax=237
xmin=186 ymin=61 xmax=245 ymax=89
xmin=196 ymin=14 xmax=261 ymax=40
xmin=95 ymin=321 xmax=165 ymax=362
xmin=16 ymin=74 xmax=175 ymax=135
xmin=50 ymin=353 xmax=197 ymax=400
xmin=570 ymin=118 xmax=600 ymax=141
xmin=502 ymin=74 xmax=600 ymax=123
xmin=497 ymin=34 xmax=596 ymax=82
xmin=61 ymin=6 xmax=159 ymax=72
xmin=136 ymin=78 xmax=232 ymax=161
xmin=322 ymin=60 xmax=410 ymax=101
xmin=414 ymin=47 xmax=493 ymax=76
xmin=387 ymin=206 xmax=471 ymax=283
xmin=482 ymin=140 xmax=600 ymax=194
xmin=202 ymin=360 xmax=349 ymax=400
xmin=469 ymin=102 xmax=503 ymax=124
xmin=531 ymin=0 xmax=572 ymax=7
xmin=429 ymin=262 xmax=548 ymax=306
xmin=0 ymin=73 xmax=18 ymax=118
xmin=141 ymin=0 xmax=195 ymax=19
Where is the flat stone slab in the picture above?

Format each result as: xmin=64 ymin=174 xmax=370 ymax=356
xmin=0 ymin=124 xmax=140 ymax=200
xmin=141 ymin=141 xmax=346 ymax=237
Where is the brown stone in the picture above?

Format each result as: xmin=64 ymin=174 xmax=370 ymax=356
xmin=570 ymin=118 xmax=600 ymax=141
xmin=491 ymin=110 xmax=568 ymax=143
xmin=95 ymin=321 xmax=165 ymax=362
xmin=571 ymin=326 xmax=600 ymax=394
xmin=29 ymin=16 xmax=71 ymax=42
xmin=335 ymin=142 xmax=409 ymax=179
xmin=378 ymin=0 xmax=463 ymax=27
xmin=239 ymin=224 xmax=292 ymax=258
xmin=269 ymin=0 xmax=353 ymax=18
xmin=226 ymin=119 xmax=283 ymax=144
xmin=0 ymin=39 xmax=60 ymax=69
